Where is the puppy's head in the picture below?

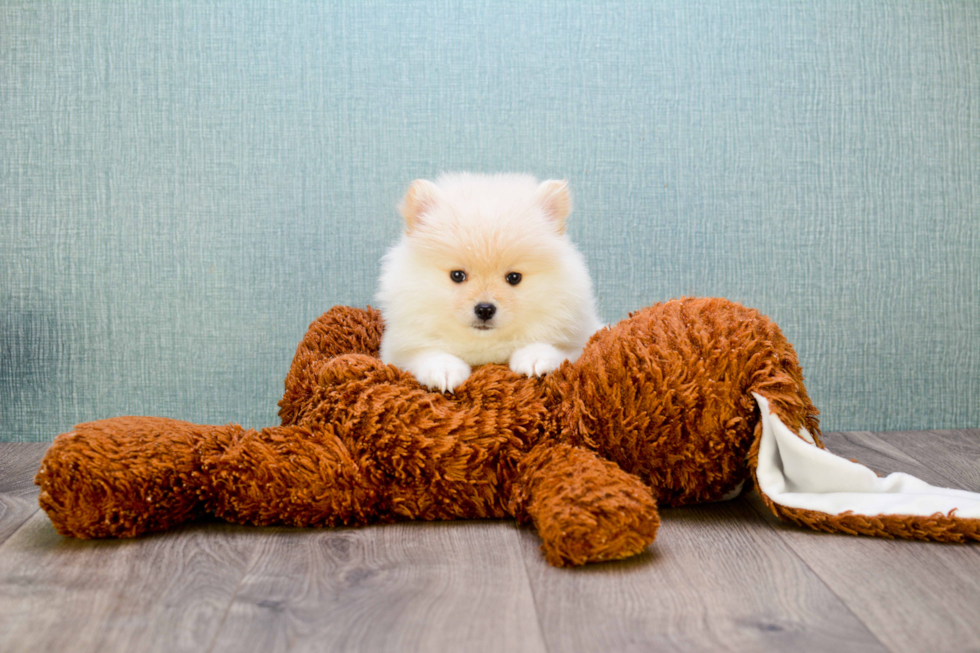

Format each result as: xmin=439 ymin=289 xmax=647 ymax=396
xmin=394 ymin=173 xmax=574 ymax=339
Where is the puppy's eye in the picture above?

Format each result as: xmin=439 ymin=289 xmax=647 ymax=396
xmin=505 ymin=272 xmax=522 ymax=286
xmin=450 ymin=270 xmax=466 ymax=283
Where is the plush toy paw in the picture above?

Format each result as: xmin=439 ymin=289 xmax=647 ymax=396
xmin=509 ymin=343 xmax=567 ymax=377
xmin=408 ymin=352 xmax=472 ymax=393
xmin=35 ymin=417 xmax=229 ymax=539
xmin=512 ymin=443 xmax=661 ymax=566
xmin=535 ymin=494 xmax=661 ymax=567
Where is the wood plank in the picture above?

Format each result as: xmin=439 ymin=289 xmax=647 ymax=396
xmin=854 ymin=428 xmax=980 ymax=491
xmin=746 ymin=429 xmax=980 ymax=653
xmin=0 ymin=512 xmax=257 ymax=653
xmin=0 ymin=443 xmax=49 ymax=545
xmin=818 ymin=430 xmax=962 ymax=488
xmin=0 ymin=443 xmax=49 ymax=494
xmin=209 ymin=520 xmax=547 ymax=653
xmin=520 ymin=497 xmax=887 ymax=653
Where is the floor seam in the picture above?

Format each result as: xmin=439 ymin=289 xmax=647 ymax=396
xmin=0 ymin=507 xmax=41 ymax=551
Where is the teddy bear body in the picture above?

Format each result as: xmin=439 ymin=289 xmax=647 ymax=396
xmin=36 ymin=297 xmax=822 ymax=566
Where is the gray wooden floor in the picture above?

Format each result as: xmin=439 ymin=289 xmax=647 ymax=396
xmin=1 ymin=429 xmax=978 ymax=653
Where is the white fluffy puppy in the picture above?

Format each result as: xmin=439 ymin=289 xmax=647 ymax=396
xmin=376 ymin=173 xmax=603 ymax=393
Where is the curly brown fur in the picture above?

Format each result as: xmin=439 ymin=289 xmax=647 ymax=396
xmin=553 ymin=297 xmax=819 ymax=507
xmin=279 ymin=306 xmax=385 ymax=426
xmin=36 ymin=297 xmax=971 ymax=566
xmin=36 ymin=417 xmax=235 ymax=538
xmin=510 ymin=443 xmax=660 ymax=566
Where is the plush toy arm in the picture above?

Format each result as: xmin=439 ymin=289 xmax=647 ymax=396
xmin=204 ymin=421 xmax=383 ymax=528
xmin=509 ymin=442 xmax=660 ymax=567
xmin=279 ymin=306 xmax=384 ymax=426
xmin=35 ymin=417 xmax=239 ymax=538
xmin=35 ymin=415 xmax=383 ymax=537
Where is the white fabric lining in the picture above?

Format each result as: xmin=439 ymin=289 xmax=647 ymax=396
xmin=753 ymin=393 xmax=980 ymax=519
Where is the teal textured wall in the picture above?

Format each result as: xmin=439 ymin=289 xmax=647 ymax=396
xmin=2 ymin=1 xmax=978 ymax=441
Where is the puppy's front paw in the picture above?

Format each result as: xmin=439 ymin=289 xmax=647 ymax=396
xmin=410 ymin=353 xmax=472 ymax=393
xmin=509 ymin=343 xmax=567 ymax=378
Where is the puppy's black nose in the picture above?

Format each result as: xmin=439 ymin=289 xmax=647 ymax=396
xmin=474 ymin=303 xmax=496 ymax=321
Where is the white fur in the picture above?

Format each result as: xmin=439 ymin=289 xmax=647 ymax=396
xmin=376 ymin=173 xmax=603 ymax=392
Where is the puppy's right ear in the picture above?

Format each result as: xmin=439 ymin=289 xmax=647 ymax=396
xmin=399 ymin=179 xmax=442 ymax=232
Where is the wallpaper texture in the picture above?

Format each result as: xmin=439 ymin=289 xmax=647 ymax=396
xmin=2 ymin=1 xmax=978 ymax=441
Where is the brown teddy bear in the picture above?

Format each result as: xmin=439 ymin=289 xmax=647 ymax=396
xmin=35 ymin=297 xmax=980 ymax=566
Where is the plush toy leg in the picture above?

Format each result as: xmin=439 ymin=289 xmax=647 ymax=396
xmin=36 ymin=417 xmax=238 ymax=538
xmin=752 ymin=393 xmax=980 ymax=541
xmin=510 ymin=443 xmax=660 ymax=566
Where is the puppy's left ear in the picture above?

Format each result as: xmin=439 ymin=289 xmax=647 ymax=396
xmin=400 ymin=179 xmax=443 ymax=233
xmin=536 ymin=179 xmax=571 ymax=234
